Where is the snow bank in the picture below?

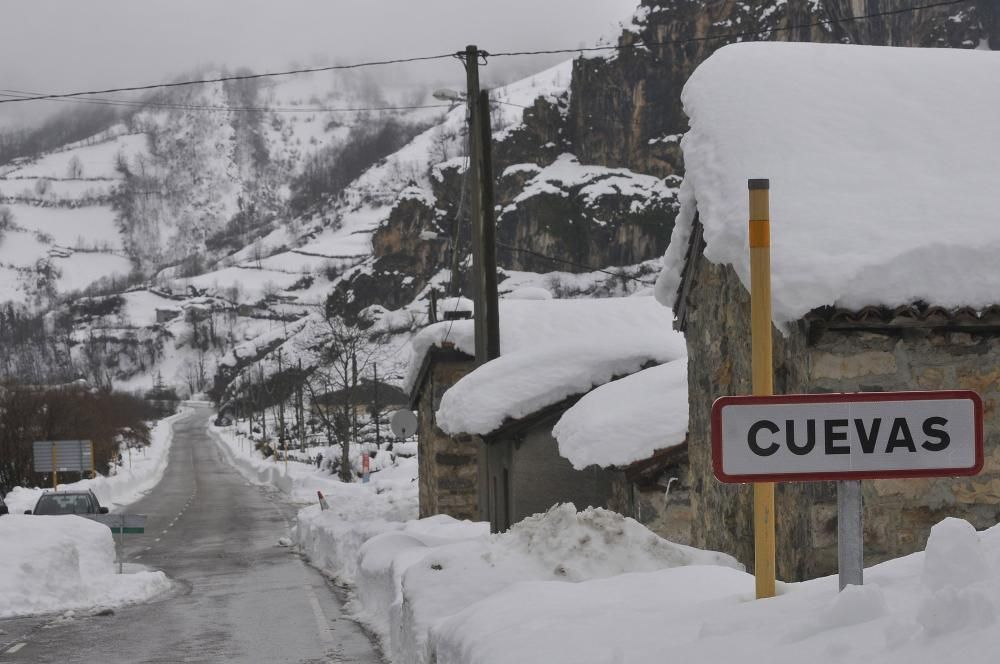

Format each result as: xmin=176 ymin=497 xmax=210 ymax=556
xmin=302 ymin=502 xmax=737 ymax=664
xmin=4 ymin=409 xmax=184 ymax=514
xmin=421 ymin=296 xmax=682 ymax=436
xmin=0 ymin=516 xmax=171 ymax=619
xmin=430 ymin=515 xmax=1000 ymax=664
xmin=554 ymin=359 xmax=688 ymax=469
xmin=659 ymin=42 xmax=1000 ymax=324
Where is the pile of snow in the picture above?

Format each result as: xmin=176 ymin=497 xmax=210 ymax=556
xmin=429 ymin=516 xmax=1000 ymax=663
xmin=4 ymin=409 xmax=183 ymax=514
xmin=658 ymin=43 xmax=1000 ymax=324
xmin=424 ymin=295 xmax=682 ymax=436
xmin=300 ymin=502 xmax=737 ymax=664
xmin=0 ymin=516 xmax=171 ymax=619
xmin=554 ymin=358 xmax=688 ymax=469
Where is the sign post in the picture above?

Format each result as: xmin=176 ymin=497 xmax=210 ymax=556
xmin=748 ymin=178 xmax=776 ymax=599
xmin=712 ymin=390 xmax=983 ymax=590
xmin=86 ymin=514 xmax=147 ymax=574
xmin=837 ymin=480 xmax=863 ymax=589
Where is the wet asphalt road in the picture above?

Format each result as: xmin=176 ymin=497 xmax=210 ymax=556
xmin=0 ymin=405 xmax=381 ymax=664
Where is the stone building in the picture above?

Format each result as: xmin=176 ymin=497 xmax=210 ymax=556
xmin=429 ymin=295 xmax=685 ymax=532
xmin=407 ymin=342 xmax=479 ymax=521
xmin=658 ymin=42 xmax=1000 ymax=580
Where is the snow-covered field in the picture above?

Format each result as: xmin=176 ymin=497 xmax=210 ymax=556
xmin=0 ymin=408 xmax=184 ymax=619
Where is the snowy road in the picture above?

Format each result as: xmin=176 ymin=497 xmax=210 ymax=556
xmin=0 ymin=405 xmax=381 ymax=663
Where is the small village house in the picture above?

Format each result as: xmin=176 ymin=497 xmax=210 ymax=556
xmin=406 ymin=302 xmax=479 ymax=521
xmin=658 ymin=42 xmax=1000 ymax=580
xmin=417 ymin=294 xmax=687 ymax=533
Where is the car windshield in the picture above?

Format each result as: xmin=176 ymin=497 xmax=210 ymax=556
xmin=33 ymin=494 xmax=93 ymax=515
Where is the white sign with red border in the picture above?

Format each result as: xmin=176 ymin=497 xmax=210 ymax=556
xmin=712 ymin=391 xmax=983 ymax=483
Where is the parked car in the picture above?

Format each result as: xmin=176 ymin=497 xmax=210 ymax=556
xmin=25 ymin=490 xmax=109 ymax=515
xmin=0 ymin=495 xmax=8 ymax=516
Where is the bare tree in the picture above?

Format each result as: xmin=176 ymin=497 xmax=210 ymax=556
xmin=305 ymin=317 xmax=387 ymax=482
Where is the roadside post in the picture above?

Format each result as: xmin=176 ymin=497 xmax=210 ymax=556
xmin=748 ymin=179 xmax=776 ymax=599
xmin=88 ymin=513 xmax=147 ymax=574
xmin=712 ymin=390 xmax=983 ymax=591
xmin=362 ymin=453 xmax=370 ymax=483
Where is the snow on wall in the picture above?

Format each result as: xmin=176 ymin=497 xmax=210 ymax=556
xmin=428 ymin=295 xmax=683 ymax=436
xmin=658 ymin=42 xmax=1000 ymax=324
xmin=554 ymin=359 xmax=688 ymax=470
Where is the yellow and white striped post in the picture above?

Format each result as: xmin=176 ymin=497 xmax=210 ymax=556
xmin=749 ymin=178 xmax=776 ymax=599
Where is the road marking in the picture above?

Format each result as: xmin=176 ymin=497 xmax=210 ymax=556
xmin=154 ymin=538 xmax=161 ymax=543
xmin=134 ymin=554 xmax=143 ymax=560
xmin=5 ymin=643 xmax=26 ymax=654
xmin=304 ymin=587 xmax=334 ymax=646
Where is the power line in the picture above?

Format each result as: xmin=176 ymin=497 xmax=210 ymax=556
xmin=0 ymin=0 xmax=968 ymax=108
xmin=0 ymin=90 xmax=451 ymax=115
xmin=0 ymin=52 xmax=459 ymax=105
xmin=485 ymin=0 xmax=968 ymax=58
xmin=496 ymin=241 xmax=657 ymax=286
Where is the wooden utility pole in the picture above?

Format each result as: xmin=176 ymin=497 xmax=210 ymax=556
xmin=463 ymin=44 xmax=501 ymax=364
xmin=296 ymin=359 xmax=305 ymax=452
xmin=748 ymin=178 xmax=776 ymax=599
xmin=277 ymin=349 xmax=287 ymax=471
xmin=373 ymin=362 xmax=380 ymax=448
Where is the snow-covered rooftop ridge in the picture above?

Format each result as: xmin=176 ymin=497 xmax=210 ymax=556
xmin=554 ymin=359 xmax=688 ymax=470
xmin=657 ymin=42 xmax=1000 ymax=325
xmin=432 ymin=295 xmax=683 ymax=437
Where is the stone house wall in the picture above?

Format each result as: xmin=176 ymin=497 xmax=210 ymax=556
xmin=608 ymin=456 xmax=693 ymax=546
xmin=681 ymin=252 xmax=1000 ymax=580
xmin=415 ymin=351 xmax=479 ymax=521
xmin=485 ymin=416 xmax=616 ymax=531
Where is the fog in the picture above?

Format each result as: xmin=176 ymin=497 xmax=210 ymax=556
xmin=0 ymin=0 xmax=638 ymax=128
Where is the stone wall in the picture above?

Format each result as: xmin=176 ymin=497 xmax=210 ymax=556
xmin=683 ymin=253 xmax=1000 ymax=580
xmin=609 ymin=458 xmax=693 ymax=546
xmin=415 ymin=351 xmax=479 ymax=521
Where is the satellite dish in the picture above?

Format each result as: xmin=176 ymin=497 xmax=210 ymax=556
xmin=390 ymin=410 xmax=418 ymax=439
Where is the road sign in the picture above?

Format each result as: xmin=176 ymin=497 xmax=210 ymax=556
xmin=33 ymin=440 xmax=94 ymax=473
xmin=86 ymin=513 xmax=147 ymax=534
xmin=712 ymin=390 xmax=983 ymax=483
xmin=84 ymin=514 xmax=147 ymax=574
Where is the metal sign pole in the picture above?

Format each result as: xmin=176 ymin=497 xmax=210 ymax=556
xmin=119 ymin=514 xmax=125 ymax=574
xmin=837 ymin=480 xmax=863 ymax=590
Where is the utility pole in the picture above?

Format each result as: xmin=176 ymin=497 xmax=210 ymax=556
xmin=462 ymin=44 xmax=501 ymax=364
xmin=296 ymin=359 xmax=305 ymax=452
xmin=373 ymin=362 xmax=380 ymax=448
xmin=277 ymin=349 xmax=287 ymax=471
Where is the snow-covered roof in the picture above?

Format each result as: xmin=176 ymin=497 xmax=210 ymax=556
xmin=554 ymin=359 xmax=688 ymax=470
xmin=429 ymin=295 xmax=684 ymax=437
xmin=656 ymin=43 xmax=1000 ymax=325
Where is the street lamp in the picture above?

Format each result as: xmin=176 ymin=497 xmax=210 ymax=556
xmin=432 ymin=88 xmax=466 ymax=103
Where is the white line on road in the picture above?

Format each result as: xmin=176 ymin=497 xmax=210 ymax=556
xmin=304 ymin=587 xmax=334 ymax=646
xmin=154 ymin=538 xmax=161 ymax=543
xmin=5 ymin=643 xmax=26 ymax=654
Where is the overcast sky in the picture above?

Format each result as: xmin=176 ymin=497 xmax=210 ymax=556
xmin=0 ymin=0 xmax=639 ymax=128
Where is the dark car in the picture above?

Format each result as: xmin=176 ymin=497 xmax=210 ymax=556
xmin=25 ymin=489 xmax=109 ymax=515
xmin=0 ymin=495 xmax=7 ymax=516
